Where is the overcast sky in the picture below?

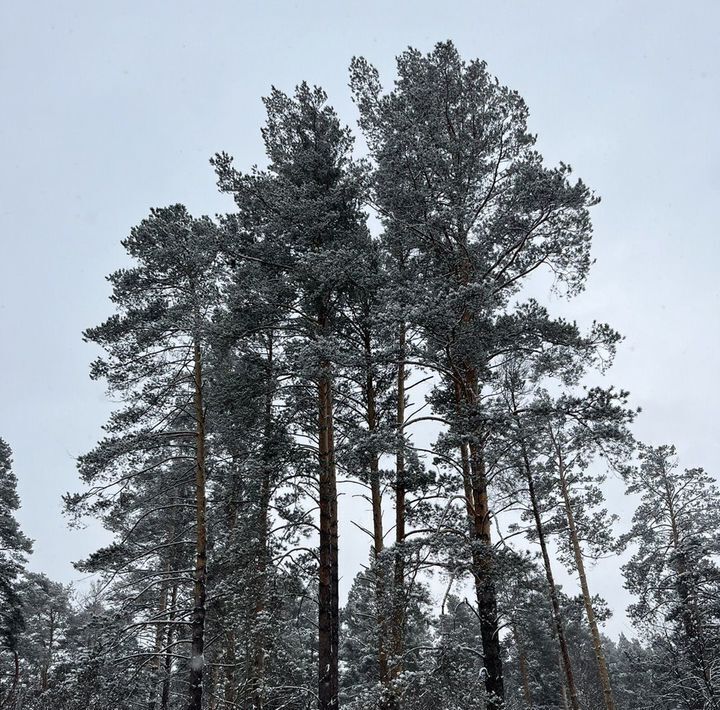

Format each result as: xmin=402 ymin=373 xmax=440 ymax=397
xmin=1 ymin=1 xmax=718 ymax=638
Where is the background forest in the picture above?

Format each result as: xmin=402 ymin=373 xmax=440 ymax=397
xmin=1 ymin=8 xmax=719 ymax=710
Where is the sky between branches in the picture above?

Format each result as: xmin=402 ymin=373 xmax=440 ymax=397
xmin=0 ymin=0 xmax=718 ymax=639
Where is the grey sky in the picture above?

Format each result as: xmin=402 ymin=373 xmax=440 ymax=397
xmin=1 ymin=1 xmax=718 ymax=639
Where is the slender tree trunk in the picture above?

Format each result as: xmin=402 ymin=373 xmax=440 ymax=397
xmin=363 ymin=327 xmax=390 ymax=688
xmin=250 ymin=448 xmax=272 ymax=709
xmin=220 ymin=629 xmax=236 ymax=708
xmin=216 ymin=462 xmax=240 ymax=709
xmin=391 ymin=324 xmax=406 ymax=695
xmin=559 ymin=653 xmax=571 ymax=710
xmin=250 ymin=477 xmax=271 ymax=710
xmin=161 ymin=582 xmax=178 ymax=710
xmin=518 ymin=441 xmax=580 ymax=710
xmin=40 ymin=610 xmax=55 ymax=692
xmin=370 ymin=457 xmax=384 ymax=562
xmin=552 ymin=434 xmax=616 ymax=710
xmin=318 ymin=357 xmax=339 ymax=710
xmin=188 ymin=340 xmax=208 ymax=710
xmin=250 ymin=335 xmax=276 ymax=710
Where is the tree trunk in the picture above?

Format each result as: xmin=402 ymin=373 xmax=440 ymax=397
xmin=250 ymin=479 xmax=271 ymax=710
xmin=468 ymin=440 xmax=505 ymax=710
xmin=363 ymin=327 xmax=390 ymax=688
xmin=188 ymin=340 xmax=208 ymax=710
xmin=559 ymin=652 xmax=571 ymax=710
xmin=318 ymin=362 xmax=339 ymax=710
xmin=456 ymin=366 xmax=504 ymax=709
xmin=161 ymin=582 xmax=178 ymax=710
xmin=220 ymin=630 xmax=236 ymax=708
xmin=250 ymin=336 xmax=276 ymax=710
xmin=552 ymin=434 xmax=615 ymax=710
xmin=519 ymin=441 xmax=580 ymax=710
xmin=390 ymin=324 xmax=406 ymax=696
xmin=40 ymin=609 xmax=55 ymax=692
xmin=218 ymin=446 xmax=241 ymax=709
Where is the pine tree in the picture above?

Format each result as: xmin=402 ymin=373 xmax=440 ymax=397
xmin=496 ymin=551 xmax=568 ymax=710
xmin=214 ymin=82 xmax=370 ymax=710
xmin=68 ymin=205 xmax=221 ymax=710
xmin=340 ymin=241 xmax=399 ymax=699
xmin=622 ymin=444 xmax=720 ymax=708
xmin=542 ymin=387 xmax=635 ymax=710
xmin=351 ymin=41 xmax=598 ymax=708
xmin=16 ymin=572 xmax=72 ymax=701
xmin=0 ymin=439 xmax=32 ymax=709
xmin=206 ymin=213 xmax=302 ymax=709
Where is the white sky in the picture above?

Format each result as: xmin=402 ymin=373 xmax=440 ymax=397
xmin=1 ymin=1 xmax=718 ymax=639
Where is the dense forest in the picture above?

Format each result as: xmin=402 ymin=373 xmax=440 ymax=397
xmin=0 ymin=42 xmax=718 ymax=710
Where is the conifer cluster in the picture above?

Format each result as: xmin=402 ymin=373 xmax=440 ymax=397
xmin=1 ymin=41 xmax=718 ymax=710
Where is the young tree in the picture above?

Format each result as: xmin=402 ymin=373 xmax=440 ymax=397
xmin=406 ymin=595 xmax=488 ymax=710
xmin=497 ymin=550 xmax=569 ymax=710
xmin=504 ymin=398 xmax=581 ymax=710
xmin=486 ymin=313 xmax=620 ymax=710
xmin=603 ymin=634 xmax=656 ymax=710
xmin=16 ymin=572 xmax=72 ymax=700
xmin=340 ymin=564 xmax=431 ymax=709
xmin=622 ymin=444 xmax=720 ymax=708
xmin=0 ymin=439 xmax=32 ymax=708
xmin=543 ymin=388 xmax=635 ymax=710
xmin=39 ymin=584 xmax=141 ymax=710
